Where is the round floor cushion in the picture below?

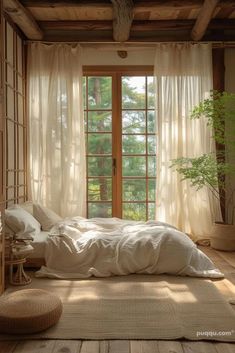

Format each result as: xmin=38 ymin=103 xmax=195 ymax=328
xmin=0 ymin=289 xmax=63 ymax=334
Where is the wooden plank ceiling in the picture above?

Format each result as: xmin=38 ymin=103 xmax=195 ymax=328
xmin=3 ymin=0 xmax=235 ymax=42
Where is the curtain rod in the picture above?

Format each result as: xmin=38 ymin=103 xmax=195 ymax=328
xmin=25 ymin=40 xmax=235 ymax=49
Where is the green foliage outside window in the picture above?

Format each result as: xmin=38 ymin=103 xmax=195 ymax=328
xmin=84 ymin=76 xmax=156 ymax=221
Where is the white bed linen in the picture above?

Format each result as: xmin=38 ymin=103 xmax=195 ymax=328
xmin=28 ymin=231 xmax=49 ymax=258
xmin=35 ymin=217 xmax=224 ymax=279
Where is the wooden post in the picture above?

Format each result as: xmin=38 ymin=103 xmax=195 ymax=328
xmin=0 ymin=0 xmax=5 ymax=295
xmin=111 ymin=0 xmax=134 ymax=42
xmin=213 ymin=48 xmax=226 ymax=221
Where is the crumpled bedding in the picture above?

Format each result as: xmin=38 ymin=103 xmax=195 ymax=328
xmin=35 ymin=217 xmax=224 ymax=279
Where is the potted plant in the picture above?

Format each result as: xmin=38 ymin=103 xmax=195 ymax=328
xmin=171 ymin=90 xmax=235 ymax=251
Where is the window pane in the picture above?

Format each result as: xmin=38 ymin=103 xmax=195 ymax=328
xmin=147 ymin=135 xmax=156 ymax=154
xmin=122 ymin=135 xmax=146 ymax=154
xmin=123 ymin=203 xmax=146 ymax=221
xmin=6 ymin=23 xmax=14 ymax=65
xmin=84 ymin=112 xmax=87 ymax=132
xmin=148 ymin=203 xmax=156 ymax=220
xmin=88 ymin=178 xmax=112 ymax=201
xmin=148 ymin=156 xmax=156 ymax=177
xmin=17 ymin=36 xmax=23 ymax=75
xmin=18 ymin=95 xmax=24 ymax=125
xmin=148 ymin=179 xmax=156 ymax=201
xmin=18 ymin=127 xmax=24 ymax=169
xmin=7 ymin=64 xmax=14 ymax=86
xmin=88 ymin=202 xmax=112 ymax=218
xmin=7 ymin=121 xmax=14 ymax=169
xmin=88 ymin=112 xmax=112 ymax=132
xmin=123 ymin=179 xmax=146 ymax=201
xmin=147 ymin=111 xmax=155 ymax=133
xmin=88 ymin=133 xmax=112 ymax=155
xmin=83 ymin=77 xmax=86 ymax=110
xmin=88 ymin=77 xmax=112 ymax=109
xmin=122 ymin=77 xmax=146 ymax=109
xmin=17 ymin=75 xmax=23 ymax=95
xmin=123 ymin=157 xmax=146 ymax=176
xmin=88 ymin=156 xmax=112 ymax=176
xmin=19 ymin=171 xmax=24 ymax=185
xmin=7 ymin=87 xmax=14 ymax=120
xmin=147 ymin=76 xmax=155 ymax=109
xmin=122 ymin=111 xmax=145 ymax=133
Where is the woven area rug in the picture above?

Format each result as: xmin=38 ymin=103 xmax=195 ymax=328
xmin=1 ymin=274 xmax=235 ymax=341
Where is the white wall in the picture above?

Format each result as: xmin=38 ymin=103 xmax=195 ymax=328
xmin=225 ymin=49 xmax=235 ymax=224
xmin=81 ymin=48 xmax=155 ymax=66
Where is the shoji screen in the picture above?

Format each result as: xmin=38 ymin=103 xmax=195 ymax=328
xmin=0 ymin=0 xmax=5 ymax=294
xmin=4 ymin=19 xmax=27 ymax=207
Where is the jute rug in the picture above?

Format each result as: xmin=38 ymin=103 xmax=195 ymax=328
xmin=1 ymin=274 xmax=235 ymax=341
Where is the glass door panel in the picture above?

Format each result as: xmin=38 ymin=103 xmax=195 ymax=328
xmin=121 ymin=76 xmax=156 ymax=221
xmin=84 ymin=72 xmax=156 ymax=221
xmin=84 ymin=76 xmax=113 ymax=218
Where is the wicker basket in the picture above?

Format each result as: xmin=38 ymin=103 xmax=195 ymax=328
xmin=210 ymin=223 xmax=235 ymax=251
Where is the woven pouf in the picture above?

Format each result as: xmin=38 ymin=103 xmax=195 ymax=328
xmin=0 ymin=289 xmax=63 ymax=334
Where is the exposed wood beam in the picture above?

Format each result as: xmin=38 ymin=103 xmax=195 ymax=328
xmin=41 ymin=30 xmax=235 ymax=42
xmin=39 ymin=19 xmax=193 ymax=32
xmin=3 ymin=0 xmax=43 ymax=39
xmin=39 ymin=19 xmax=235 ymax=32
xmin=20 ymin=0 xmax=235 ymax=10
xmin=191 ymin=0 xmax=220 ymax=41
xmin=40 ymin=20 xmax=113 ymax=31
xmin=21 ymin=0 xmax=112 ymax=7
xmin=111 ymin=0 xmax=134 ymax=42
xmin=21 ymin=0 xmax=203 ymax=9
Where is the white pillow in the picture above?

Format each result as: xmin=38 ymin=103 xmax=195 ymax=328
xmin=33 ymin=204 xmax=62 ymax=231
xmin=19 ymin=201 xmax=34 ymax=215
xmin=5 ymin=206 xmax=41 ymax=239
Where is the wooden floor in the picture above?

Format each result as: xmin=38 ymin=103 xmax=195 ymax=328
xmin=0 ymin=246 xmax=235 ymax=353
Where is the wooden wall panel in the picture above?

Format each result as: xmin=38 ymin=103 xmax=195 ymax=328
xmin=212 ymin=48 xmax=225 ymax=221
xmin=4 ymin=18 xmax=27 ymax=208
xmin=0 ymin=0 xmax=5 ymax=295
xmin=0 ymin=17 xmax=27 ymax=293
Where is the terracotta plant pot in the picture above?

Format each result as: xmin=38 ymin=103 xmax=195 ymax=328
xmin=210 ymin=223 xmax=235 ymax=251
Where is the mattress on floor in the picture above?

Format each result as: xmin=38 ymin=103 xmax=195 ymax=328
xmin=28 ymin=231 xmax=49 ymax=259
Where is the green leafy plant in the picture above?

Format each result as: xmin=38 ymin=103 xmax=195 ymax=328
xmin=170 ymin=90 xmax=235 ymax=224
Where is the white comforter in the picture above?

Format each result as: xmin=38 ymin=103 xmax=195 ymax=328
xmin=36 ymin=217 xmax=223 ymax=279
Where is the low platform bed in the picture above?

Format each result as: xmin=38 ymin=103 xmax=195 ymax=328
xmin=5 ymin=202 xmax=223 ymax=279
xmin=26 ymin=230 xmax=47 ymax=267
xmin=26 ymin=258 xmax=45 ymax=268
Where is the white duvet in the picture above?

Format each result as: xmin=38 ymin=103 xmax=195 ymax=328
xmin=35 ymin=217 xmax=223 ymax=279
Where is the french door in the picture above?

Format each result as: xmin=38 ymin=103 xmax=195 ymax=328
xmin=83 ymin=66 xmax=156 ymax=221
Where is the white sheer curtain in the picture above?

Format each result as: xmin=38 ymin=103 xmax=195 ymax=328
xmin=154 ymin=43 xmax=221 ymax=239
xmin=27 ymin=43 xmax=86 ymax=217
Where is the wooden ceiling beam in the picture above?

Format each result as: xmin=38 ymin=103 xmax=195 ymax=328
xmin=20 ymin=0 xmax=235 ymax=10
xmin=3 ymin=0 xmax=43 ymax=39
xmin=40 ymin=20 xmax=113 ymax=31
xmin=191 ymin=0 xmax=220 ymax=41
xmin=21 ymin=0 xmax=112 ymax=7
xmin=20 ymin=0 xmax=203 ymax=9
xmin=18 ymin=0 xmax=235 ymax=10
xmin=39 ymin=20 xmax=194 ymax=32
xmin=39 ymin=19 xmax=235 ymax=32
xmin=41 ymin=31 xmax=235 ymax=42
xmin=111 ymin=0 xmax=134 ymax=42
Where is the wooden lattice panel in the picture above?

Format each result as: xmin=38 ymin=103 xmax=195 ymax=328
xmin=3 ymin=18 xmax=27 ymax=208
